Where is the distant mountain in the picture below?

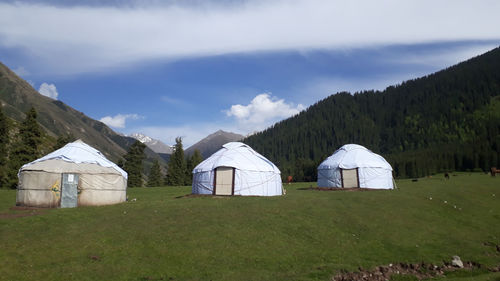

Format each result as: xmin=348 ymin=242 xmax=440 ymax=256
xmin=0 ymin=61 xmax=164 ymax=166
xmin=129 ymin=133 xmax=173 ymax=154
xmin=244 ymin=46 xmax=500 ymax=180
xmin=186 ymin=130 xmax=244 ymax=158
xmin=129 ymin=133 xmax=173 ymax=162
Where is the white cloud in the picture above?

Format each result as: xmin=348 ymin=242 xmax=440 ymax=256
xmin=0 ymin=0 xmax=498 ymax=75
xmin=226 ymin=93 xmax=304 ymax=132
xmin=99 ymin=114 xmax=143 ymax=128
xmin=38 ymin=82 xmax=58 ymax=99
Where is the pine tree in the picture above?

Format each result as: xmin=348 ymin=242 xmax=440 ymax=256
xmin=123 ymin=140 xmax=146 ymax=187
xmin=7 ymin=107 xmax=43 ymax=188
xmin=53 ymin=133 xmax=75 ymax=150
xmin=18 ymin=107 xmax=42 ymax=160
xmin=165 ymin=137 xmax=187 ymax=186
xmin=185 ymin=149 xmax=203 ymax=186
xmin=147 ymin=159 xmax=163 ymax=187
xmin=190 ymin=149 xmax=203 ymax=169
xmin=0 ymin=106 xmax=9 ymax=187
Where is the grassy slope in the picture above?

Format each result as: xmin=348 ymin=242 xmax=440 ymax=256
xmin=0 ymin=173 xmax=499 ymax=281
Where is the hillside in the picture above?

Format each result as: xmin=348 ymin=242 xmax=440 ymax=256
xmin=185 ymin=130 xmax=244 ymax=158
xmin=244 ymin=46 xmax=500 ymax=180
xmin=0 ymin=62 xmax=164 ymax=165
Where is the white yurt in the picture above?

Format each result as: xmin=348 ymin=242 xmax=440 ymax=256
xmin=317 ymin=144 xmax=393 ymax=189
xmin=17 ymin=140 xmax=127 ymax=208
xmin=192 ymin=142 xmax=282 ymax=196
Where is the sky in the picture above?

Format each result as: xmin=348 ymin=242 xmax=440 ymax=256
xmin=0 ymin=0 xmax=499 ymax=147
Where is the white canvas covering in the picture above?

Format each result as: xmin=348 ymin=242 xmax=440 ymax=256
xmin=17 ymin=140 xmax=127 ymax=207
xmin=317 ymin=144 xmax=394 ymax=189
xmin=192 ymin=142 xmax=282 ymax=196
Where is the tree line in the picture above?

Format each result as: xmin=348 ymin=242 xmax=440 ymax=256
xmin=244 ymin=46 xmax=500 ymax=180
xmin=2 ymin=47 xmax=499 ymax=186
xmin=122 ymin=137 xmax=203 ymax=187
xmin=0 ymin=106 xmax=203 ymax=189
xmin=0 ymin=106 xmax=45 ymax=188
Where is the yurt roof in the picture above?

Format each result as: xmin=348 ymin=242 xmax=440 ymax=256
xmin=318 ymin=144 xmax=392 ymax=170
xmin=193 ymin=142 xmax=280 ymax=173
xmin=19 ymin=140 xmax=128 ymax=178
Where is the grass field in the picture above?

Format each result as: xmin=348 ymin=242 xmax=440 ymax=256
xmin=1 ymin=173 xmax=499 ymax=280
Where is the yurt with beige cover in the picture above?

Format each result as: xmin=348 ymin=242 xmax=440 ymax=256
xmin=17 ymin=140 xmax=127 ymax=208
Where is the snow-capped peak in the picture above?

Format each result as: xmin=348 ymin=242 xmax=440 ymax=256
xmin=129 ymin=133 xmax=173 ymax=154
xmin=129 ymin=133 xmax=152 ymax=144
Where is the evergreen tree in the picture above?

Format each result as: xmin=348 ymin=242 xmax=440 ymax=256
xmin=7 ymin=107 xmax=43 ymax=188
xmin=18 ymin=107 xmax=42 ymax=160
xmin=190 ymin=149 xmax=203 ymax=168
xmin=53 ymin=133 xmax=75 ymax=150
xmin=244 ymin=48 xmax=500 ymax=179
xmin=0 ymin=106 xmax=9 ymax=187
xmin=185 ymin=149 xmax=203 ymax=186
xmin=147 ymin=159 xmax=163 ymax=187
xmin=165 ymin=137 xmax=187 ymax=186
xmin=123 ymin=140 xmax=146 ymax=187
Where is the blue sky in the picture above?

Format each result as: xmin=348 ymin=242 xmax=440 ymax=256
xmin=0 ymin=0 xmax=499 ymax=147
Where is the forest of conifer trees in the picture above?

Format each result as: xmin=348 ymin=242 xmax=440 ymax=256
xmin=244 ymin=47 xmax=500 ymax=180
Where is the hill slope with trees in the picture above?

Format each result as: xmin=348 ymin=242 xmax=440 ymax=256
xmin=244 ymin=46 xmax=500 ymax=180
xmin=0 ymin=62 xmax=165 ymax=165
xmin=0 ymin=62 xmax=167 ymax=188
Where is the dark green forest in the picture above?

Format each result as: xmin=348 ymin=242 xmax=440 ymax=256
xmin=244 ymin=47 xmax=500 ymax=180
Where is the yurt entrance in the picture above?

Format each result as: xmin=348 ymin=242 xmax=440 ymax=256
xmin=60 ymin=173 xmax=79 ymax=208
xmin=341 ymin=168 xmax=359 ymax=188
xmin=213 ymin=167 xmax=235 ymax=195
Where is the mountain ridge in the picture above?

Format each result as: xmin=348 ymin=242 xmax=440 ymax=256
xmin=0 ymin=62 xmax=164 ymax=166
xmin=129 ymin=133 xmax=173 ymax=154
xmin=244 ymin=46 xmax=500 ymax=180
xmin=185 ymin=130 xmax=244 ymax=158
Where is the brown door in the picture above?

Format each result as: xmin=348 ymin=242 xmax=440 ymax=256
xmin=342 ymin=169 xmax=359 ymax=188
xmin=214 ymin=167 xmax=234 ymax=195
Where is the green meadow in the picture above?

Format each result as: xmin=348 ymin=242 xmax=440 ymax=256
xmin=1 ymin=173 xmax=499 ymax=280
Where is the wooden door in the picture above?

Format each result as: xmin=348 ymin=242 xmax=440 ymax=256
xmin=342 ymin=169 xmax=359 ymax=188
xmin=214 ymin=167 xmax=234 ymax=195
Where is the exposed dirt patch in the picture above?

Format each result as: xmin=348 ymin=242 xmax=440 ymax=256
xmin=0 ymin=206 xmax=47 ymax=219
xmin=482 ymin=242 xmax=500 ymax=254
xmin=176 ymin=194 xmax=216 ymax=198
xmin=175 ymin=194 xmax=261 ymax=198
xmin=140 ymin=276 xmax=176 ymax=281
xmin=89 ymin=255 xmax=101 ymax=261
xmin=331 ymin=261 xmax=482 ymax=281
xmin=299 ymin=187 xmax=383 ymax=192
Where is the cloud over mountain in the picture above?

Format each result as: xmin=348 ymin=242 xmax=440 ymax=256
xmin=226 ymin=93 xmax=304 ymax=132
xmin=38 ymin=82 xmax=58 ymax=99
xmin=100 ymin=114 xmax=142 ymax=128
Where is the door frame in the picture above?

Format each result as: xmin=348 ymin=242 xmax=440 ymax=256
xmin=213 ymin=166 xmax=235 ymax=195
xmin=340 ymin=168 xmax=360 ymax=188
xmin=60 ymin=173 xmax=79 ymax=208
